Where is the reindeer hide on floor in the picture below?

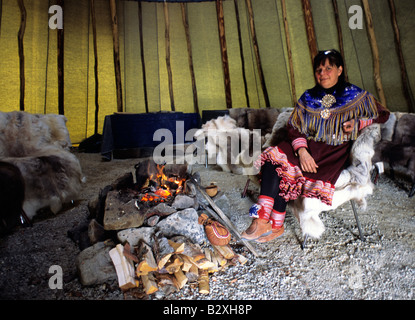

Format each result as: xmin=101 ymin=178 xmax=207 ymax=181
xmin=0 ymin=111 xmax=85 ymax=220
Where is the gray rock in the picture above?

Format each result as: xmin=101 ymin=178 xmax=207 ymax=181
xmin=88 ymin=219 xmax=106 ymax=244
xmin=146 ymin=215 xmax=160 ymax=227
xmin=147 ymin=202 xmax=177 ymax=217
xmin=171 ymin=194 xmax=197 ymax=210
xmin=103 ymin=190 xmax=146 ymax=230
xmin=75 ymin=240 xmax=116 ymax=286
xmin=117 ymin=227 xmax=155 ymax=247
xmin=156 ymin=208 xmax=207 ymax=245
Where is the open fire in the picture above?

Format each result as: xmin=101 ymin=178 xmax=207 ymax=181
xmin=137 ymin=163 xmax=187 ymax=205
xmin=83 ymin=158 xmax=252 ymax=297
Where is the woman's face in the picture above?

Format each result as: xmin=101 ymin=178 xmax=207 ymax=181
xmin=315 ymin=59 xmax=343 ymax=89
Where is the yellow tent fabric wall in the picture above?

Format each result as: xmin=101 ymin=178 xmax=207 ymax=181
xmin=0 ymin=0 xmax=414 ymax=144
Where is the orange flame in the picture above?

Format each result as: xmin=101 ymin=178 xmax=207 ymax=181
xmin=140 ymin=165 xmax=185 ymax=203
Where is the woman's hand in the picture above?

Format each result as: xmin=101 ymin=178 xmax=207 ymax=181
xmin=298 ymin=148 xmax=318 ymax=173
xmin=342 ymin=119 xmax=355 ymax=133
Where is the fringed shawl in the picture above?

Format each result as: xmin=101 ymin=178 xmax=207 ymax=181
xmin=288 ymin=84 xmax=379 ymax=146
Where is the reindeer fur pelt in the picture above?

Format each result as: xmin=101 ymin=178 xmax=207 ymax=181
xmin=0 ymin=161 xmax=26 ymax=235
xmin=194 ymin=115 xmax=261 ymax=175
xmin=228 ymin=107 xmax=280 ymax=134
xmin=0 ymin=111 xmax=85 ymax=220
xmin=262 ymin=108 xmax=294 ymax=149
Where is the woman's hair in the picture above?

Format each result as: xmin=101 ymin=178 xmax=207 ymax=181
xmin=313 ymin=49 xmax=346 ymax=84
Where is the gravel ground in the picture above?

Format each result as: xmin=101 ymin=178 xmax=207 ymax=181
xmin=0 ymin=150 xmax=414 ymax=301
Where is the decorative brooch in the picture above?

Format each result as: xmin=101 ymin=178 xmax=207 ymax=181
xmin=320 ymin=94 xmax=336 ymax=119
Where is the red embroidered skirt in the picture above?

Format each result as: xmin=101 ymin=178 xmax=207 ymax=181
xmin=256 ymin=140 xmax=352 ymax=206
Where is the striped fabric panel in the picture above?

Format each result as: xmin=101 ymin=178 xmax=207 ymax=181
xmin=291 ymin=137 xmax=308 ymax=151
xmin=359 ymin=119 xmax=374 ymax=130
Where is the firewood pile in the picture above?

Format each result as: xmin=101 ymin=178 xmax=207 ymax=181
xmin=82 ymin=159 xmax=251 ymax=297
xmin=109 ymin=233 xmax=248 ymax=295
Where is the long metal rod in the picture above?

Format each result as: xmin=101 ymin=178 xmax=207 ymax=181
xmin=301 ymin=234 xmax=308 ymax=250
xmin=350 ymin=200 xmax=364 ymax=241
xmin=189 ymin=175 xmax=260 ymax=257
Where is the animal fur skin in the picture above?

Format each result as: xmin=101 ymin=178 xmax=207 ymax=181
xmin=0 ymin=111 xmax=85 ymax=220
xmin=0 ymin=161 xmax=26 ymax=235
xmin=193 ymin=115 xmax=261 ymax=175
xmin=373 ymin=112 xmax=415 ymax=197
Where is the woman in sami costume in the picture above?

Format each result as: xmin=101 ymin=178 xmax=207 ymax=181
xmin=241 ymin=49 xmax=390 ymax=243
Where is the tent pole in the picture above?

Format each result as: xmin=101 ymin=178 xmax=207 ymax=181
xmin=17 ymin=0 xmax=26 ymax=111
xmin=245 ymin=0 xmax=270 ymax=108
xmin=388 ymin=0 xmax=414 ymax=113
xmin=281 ymin=0 xmax=296 ymax=106
xmin=57 ymin=0 xmax=64 ymax=115
xmin=361 ymin=0 xmax=387 ymax=107
xmin=181 ymin=3 xmax=199 ymax=114
xmin=332 ymin=0 xmax=348 ymax=82
xmin=301 ymin=0 xmax=317 ymax=65
xmin=216 ymin=0 xmax=232 ymax=109
xmin=163 ymin=1 xmax=175 ymax=111
xmin=110 ymin=0 xmax=123 ymax=113
xmin=90 ymin=0 xmax=99 ymax=134
xmin=138 ymin=2 xmax=149 ymax=113
xmin=233 ymin=0 xmax=250 ymax=108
